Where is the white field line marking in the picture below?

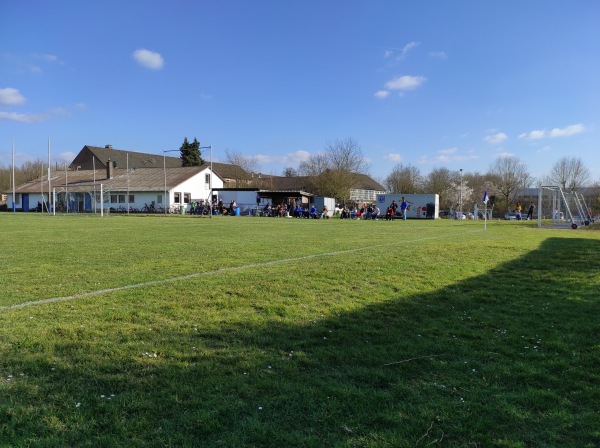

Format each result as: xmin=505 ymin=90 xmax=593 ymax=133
xmin=3 ymin=229 xmax=484 ymax=310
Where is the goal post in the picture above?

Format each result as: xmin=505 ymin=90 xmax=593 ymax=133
xmin=538 ymin=185 xmax=590 ymax=229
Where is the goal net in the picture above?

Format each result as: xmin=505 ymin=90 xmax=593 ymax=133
xmin=537 ymin=186 xmax=592 ymax=229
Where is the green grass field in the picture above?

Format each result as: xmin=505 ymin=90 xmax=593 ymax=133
xmin=1 ymin=214 xmax=599 ymax=447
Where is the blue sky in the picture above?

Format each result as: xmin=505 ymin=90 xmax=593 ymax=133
xmin=1 ymin=1 xmax=599 ymax=183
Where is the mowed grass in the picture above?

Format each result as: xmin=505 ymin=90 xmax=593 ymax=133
xmin=0 ymin=214 xmax=599 ymax=447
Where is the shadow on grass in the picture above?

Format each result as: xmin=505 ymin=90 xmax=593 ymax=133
xmin=1 ymin=238 xmax=599 ymax=447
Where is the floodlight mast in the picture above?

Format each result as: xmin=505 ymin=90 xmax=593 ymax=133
xmin=459 ymin=168 xmax=463 ymax=219
xmin=164 ymin=143 xmax=212 ymax=217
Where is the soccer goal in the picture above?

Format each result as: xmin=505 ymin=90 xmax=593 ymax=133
xmin=537 ymin=186 xmax=591 ymax=229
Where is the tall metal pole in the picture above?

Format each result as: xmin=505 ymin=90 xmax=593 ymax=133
xmin=12 ymin=140 xmax=16 ymax=212
xmin=65 ymin=162 xmax=68 ymax=213
xmin=209 ymin=144 xmax=213 ymax=219
xmin=163 ymin=155 xmax=167 ymax=215
xmin=459 ymin=168 xmax=463 ymax=219
xmin=93 ymin=156 xmax=96 ymax=214
xmin=48 ymin=137 xmax=51 ymax=212
xmin=126 ymin=153 xmax=130 ymax=215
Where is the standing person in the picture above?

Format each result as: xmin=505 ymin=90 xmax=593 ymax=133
xmin=515 ymin=201 xmax=522 ymax=220
xmin=526 ymin=202 xmax=535 ymax=220
xmin=400 ymin=197 xmax=411 ymax=220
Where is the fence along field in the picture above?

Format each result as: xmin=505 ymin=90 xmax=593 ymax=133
xmin=1 ymin=214 xmax=598 ymax=447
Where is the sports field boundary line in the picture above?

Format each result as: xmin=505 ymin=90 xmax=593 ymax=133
xmin=3 ymin=228 xmax=485 ymax=310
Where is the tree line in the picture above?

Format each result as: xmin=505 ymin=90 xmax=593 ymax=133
xmin=382 ymin=155 xmax=599 ymax=213
xmin=0 ymin=160 xmax=47 ymax=196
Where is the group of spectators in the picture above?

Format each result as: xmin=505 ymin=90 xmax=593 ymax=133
xmin=225 ymin=196 xmax=413 ymax=221
xmin=338 ymin=197 xmax=412 ymax=221
xmin=261 ymin=202 xmax=331 ymax=219
xmin=339 ymin=203 xmax=381 ymax=220
xmin=189 ymin=199 xmax=238 ymax=215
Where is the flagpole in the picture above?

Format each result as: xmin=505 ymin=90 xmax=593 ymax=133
xmin=484 ymin=201 xmax=487 ymax=231
xmin=12 ymin=140 xmax=16 ymax=212
xmin=483 ymin=191 xmax=488 ymax=231
xmin=48 ymin=137 xmax=51 ymax=213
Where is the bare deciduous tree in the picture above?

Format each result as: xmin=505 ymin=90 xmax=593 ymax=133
xmin=384 ymin=163 xmax=422 ymax=194
xmin=546 ymin=157 xmax=591 ymax=191
xmin=298 ymin=138 xmax=369 ymax=204
xmin=224 ymin=149 xmax=261 ymax=187
xmin=487 ymin=155 xmax=532 ymax=210
xmin=224 ymin=149 xmax=260 ymax=174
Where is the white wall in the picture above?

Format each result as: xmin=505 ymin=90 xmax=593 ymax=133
xmin=171 ymin=168 xmax=224 ymax=210
xmin=314 ymin=196 xmax=335 ymax=217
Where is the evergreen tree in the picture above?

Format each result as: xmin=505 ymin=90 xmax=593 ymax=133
xmin=180 ymin=137 xmax=204 ymax=166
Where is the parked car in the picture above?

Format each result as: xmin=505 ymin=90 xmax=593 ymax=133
xmin=504 ymin=212 xmax=529 ymax=220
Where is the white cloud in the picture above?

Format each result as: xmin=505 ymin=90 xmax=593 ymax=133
xmin=418 ymin=148 xmax=479 ymax=165
xmin=256 ymin=150 xmax=311 ymax=165
xmin=58 ymin=151 xmax=76 ymax=162
xmin=0 ymin=111 xmax=47 ymax=123
xmin=549 ymin=123 xmax=584 ymax=137
xmin=374 ymin=90 xmax=390 ymax=99
xmin=519 ymin=123 xmax=584 ymax=140
xmin=495 ymin=152 xmax=515 ymax=159
xmin=381 ymin=41 xmax=420 ymax=61
xmin=519 ymin=130 xmax=546 ymax=140
xmin=430 ymin=51 xmax=447 ymax=59
xmin=0 ymin=102 xmax=84 ymax=123
xmin=41 ymin=54 xmax=58 ymax=62
xmin=400 ymin=41 xmax=419 ymax=58
xmin=384 ymin=75 xmax=426 ymax=91
xmin=133 ymin=49 xmax=164 ymax=70
xmin=385 ymin=153 xmax=403 ymax=162
xmin=484 ymin=132 xmax=508 ymax=144
xmin=438 ymin=147 xmax=458 ymax=155
xmin=0 ymin=87 xmax=26 ymax=106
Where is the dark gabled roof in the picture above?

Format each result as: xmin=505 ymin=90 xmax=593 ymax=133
xmin=200 ymin=161 xmax=252 ymax=181
xmin=352 ymin=173 xmax=385 ymax=191
xmin=70 ymin=145 xmax=182 ymax=170
xmin=69 ymin=145 xmax=251 ymax=180
xmin=266 ymin=175 xmax=315 ymax=191
xmin=9 ymin=166 xmax=218 ymax=194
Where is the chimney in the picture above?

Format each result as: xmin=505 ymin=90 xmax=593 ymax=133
xmin=107 ymin=159 xmax=114 ymax=179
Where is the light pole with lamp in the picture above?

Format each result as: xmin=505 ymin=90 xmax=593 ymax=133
xmin=459 ymin=168 xmax=463 ymax=219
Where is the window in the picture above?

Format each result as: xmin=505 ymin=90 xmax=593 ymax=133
xmin=110 ymin=195 xmax=117 ymax=203
xmin=157 ymin=194 xmax=163 ymax=204
xmin=129 ymin=194 xmax=135 ymax=203
xmin=205 ymin=174 xmax=210 ymax=184
xmin=174 ymin=192 xmax=181 ymax=204
xmin=118 ymin=195 xmax=126 ymax=203
xmin=183 ymin=193 xmax=191 ymax=204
